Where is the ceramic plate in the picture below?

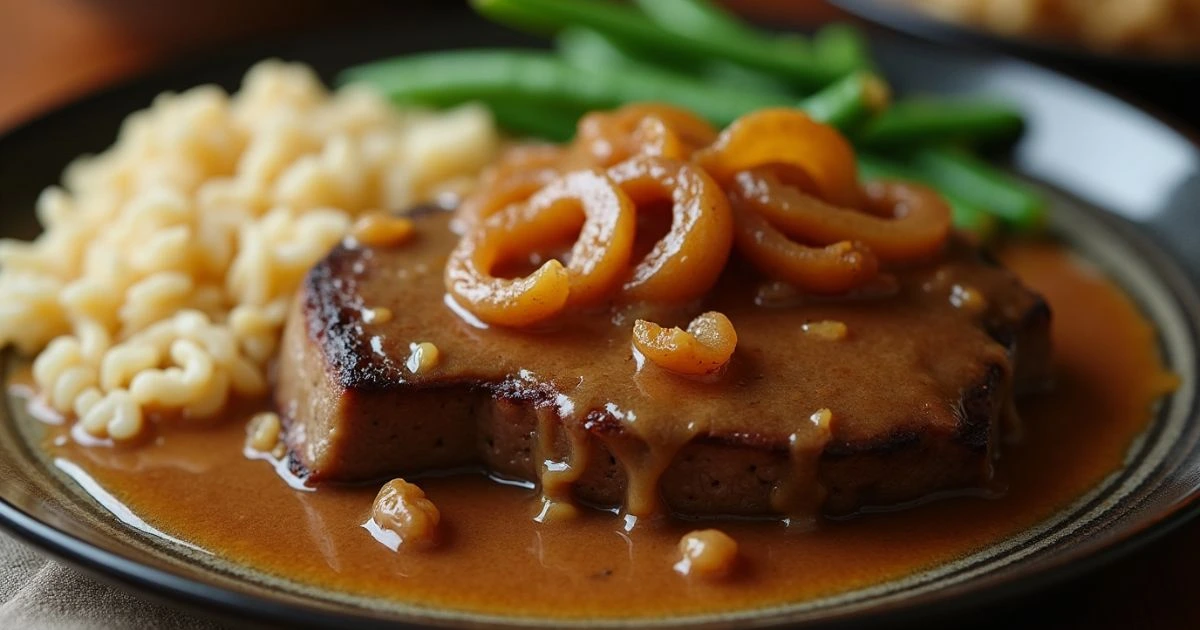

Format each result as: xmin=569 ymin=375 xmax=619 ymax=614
xmin=0 ymin=4 xmax=1198 ymax=628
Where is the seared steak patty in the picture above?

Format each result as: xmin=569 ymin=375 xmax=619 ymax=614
xmin=276 ymin=208 xmax=1050 ymax=517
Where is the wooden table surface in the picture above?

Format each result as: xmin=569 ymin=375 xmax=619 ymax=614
xmin=2 ymin=1 xmax=1198 ymax=627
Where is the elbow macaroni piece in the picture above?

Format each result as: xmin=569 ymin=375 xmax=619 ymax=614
xmin=4 ymin=60 xmax=500 ymax=442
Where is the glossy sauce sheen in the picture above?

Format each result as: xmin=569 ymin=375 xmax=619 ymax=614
xmin=34 ymin=242 xmax=1173 ymax=620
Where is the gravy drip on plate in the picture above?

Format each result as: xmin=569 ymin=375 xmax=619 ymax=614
xmin=23 ymin=240 xmax=1175 ymax=620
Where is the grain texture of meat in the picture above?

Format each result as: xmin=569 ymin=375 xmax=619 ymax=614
xmin=276 ymin=208 xmax=1051 ymax=518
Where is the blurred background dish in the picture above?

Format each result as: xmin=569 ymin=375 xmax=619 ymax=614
xmin=880 ymin=0 xmax=1200 ymax=59
xmin=829 ymin=0 xmax=1199 ymax=122
xmin=831 ymin=0 xmax=1200 ymax=62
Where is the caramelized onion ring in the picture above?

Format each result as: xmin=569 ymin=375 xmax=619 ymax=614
xmin=694 ymin=108 xmax=861 ymax=207
xmin=732 ymin=201 xmax=879 ymax=295
xmin=445 ymin=170 xmax=637 ymax=326
xmin=607 ymin=156 xmax=734 ymax=303
xmin=633 ymin=311 xmax=737 ymax=376
xmin=455 ymin=170 xmax=557 ymax=231
xmin=457 ymin=144 xmax=578 ymax=229
xmin=577 ymin=103 xmax=718 ymax=167
xmin=732 ymin=171 xmax=952 ymax=262
xmin=860 ymin=180 xmax=954 ymax=258
xmin=630 ymin=116 xmax=702 ymax=162
xmin=484 ymin=144 xmax=575 ymax=185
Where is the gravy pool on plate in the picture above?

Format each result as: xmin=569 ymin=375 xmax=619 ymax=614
xmin=20 ymin=239 xmax=1172 ymax=618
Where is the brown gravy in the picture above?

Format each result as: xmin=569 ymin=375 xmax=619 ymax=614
xmin=26 ymin=241 xmax=1175 ymax=620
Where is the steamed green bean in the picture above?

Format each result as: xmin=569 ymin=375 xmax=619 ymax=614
xmin=857 ymin=153 xmax=998 ymax=238
xmin=341 ymin=49 xmax=789 ymax=126
xmin=909 ymin=147 xmax=1046 ymax=230
xmin=856 ymin=98 xmax=1025 ymax=147
xmin=471 ymin=0 xmax=854 ymax=88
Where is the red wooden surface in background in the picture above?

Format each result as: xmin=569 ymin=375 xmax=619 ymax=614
xmin=0 ymin=1 xmax=1197 ymax=627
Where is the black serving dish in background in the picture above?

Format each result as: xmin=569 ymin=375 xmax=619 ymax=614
xmin=829 ymin=0 xmax=1200 ymax=126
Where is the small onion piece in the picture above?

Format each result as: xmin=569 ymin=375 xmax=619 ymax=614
xmin=675 ymin=529 xmax=739 ymax=579
xmin=371 ymin=479 xmax=441 ymax=549
xmin=351 ymin=213 xmax=415 ymax=248
xmin=607 ymin=156 xmax=734 ymax=303
xmin=445 ymin=169 xmax=637 ymax=327
xmin=732 ymin=170 xmax=952 ymax=263
xmin=694 ymin=108 xmax=861 ymax=207
xmin=576 ymin=103 xmax=718 ymax=167
xmin=732 ymin=202 xmax=879 ymax=295
xmin=633 ymin=311 xmax=737 ymax=376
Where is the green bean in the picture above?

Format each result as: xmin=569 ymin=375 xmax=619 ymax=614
xmin=557 ymin=31 xmax=885 ymax=131
xmin=461 ymin=0 xmax=563 ymax=36
xmin=341 ymin=50 xmax=613 ymax=109
xmin=559 ymin=26 xmax=794 ymax=98
xmin=798 ymin=70 xmax=891 ymax=130
xmin=633 ymin=0 xmax=875 ymax=85
xmin=483 ymin=98 xmax=582 ymax=141
xmin=341 ymin=49 xmax=789 ymax=126
xmin=857 ymin=153 xmax=998 ymax=239
xmin=632 ymin=0 xmax=762 ymax=44
xmin=556 ymin=15 xmax=700 ymax=70
xmin=471 ymin=0 xmax=853 ymax=88
xmin=631 ymin=0 xmax=850 ymax=91
xmin=908 ymin=147 xmax=1046 ymax=231
xmin=950 ymin=198 xmax=999 ymax=240
xmin=813 ymin=24 xmax=874 ymax=72
xmin=855 ymin=98 xmax=1025 ymax=147
xmin=344 ymin=47 xmax=890 ymax=144
xmin=632 ymin=0 xmax=827 ymax=65
xmin=555 ymin=27 xmax=640 ymax=70
xmin=556 ymin=28 xmax=885 ymax=131
xmin=701 ymin=61 xmax=796 ymax=96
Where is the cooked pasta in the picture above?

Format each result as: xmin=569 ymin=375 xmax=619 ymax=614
xmin=6 ymin=60 xmax=500 ymax=441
